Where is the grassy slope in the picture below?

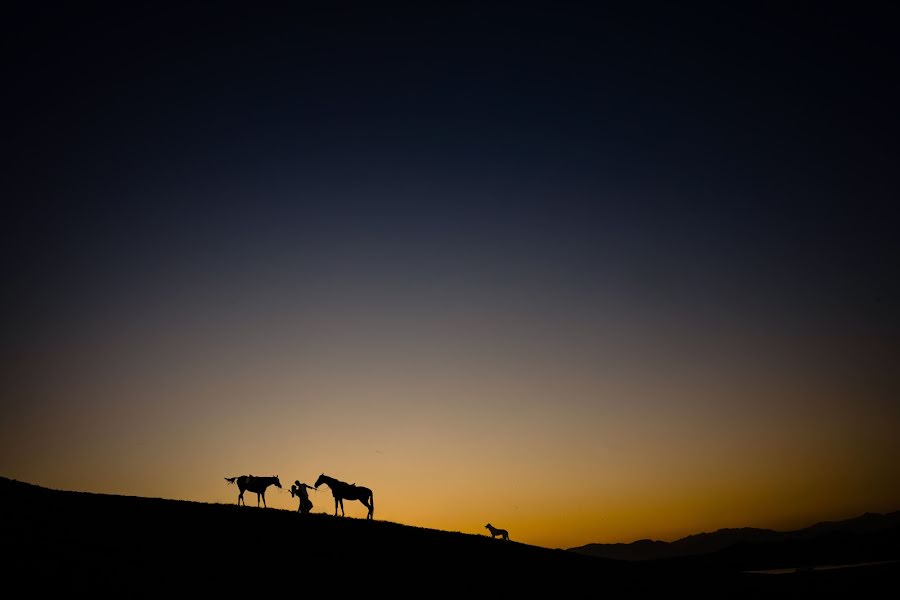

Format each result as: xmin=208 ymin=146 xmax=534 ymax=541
xmin=2 ymin=476 xmax=895 ymax=597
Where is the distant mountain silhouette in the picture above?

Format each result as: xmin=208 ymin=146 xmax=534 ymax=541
xmin=2 ymin=475 xmax=897 ymax=597
xmin=569 ymin=511 xmax=900 ymax=561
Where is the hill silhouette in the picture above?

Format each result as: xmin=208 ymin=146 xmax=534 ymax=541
xmin=569 ymin=511 xmax=900 ymax=562
xmin=2 ymin=476 xmax=897 ymax=597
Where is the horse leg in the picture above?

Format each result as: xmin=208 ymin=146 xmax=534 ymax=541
xmin=339 ymin=498 xmax=345 ymax=517
xmin=261 ymin=492 xmax=266 ymax=508
xmin=333 ymin=497 xmax=339 ymax=516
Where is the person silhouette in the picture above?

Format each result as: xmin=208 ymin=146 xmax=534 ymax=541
xmin=290 ymin=480 xmax=314 ymax=514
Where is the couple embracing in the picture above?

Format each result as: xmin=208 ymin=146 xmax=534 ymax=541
xmin=290 ymin=480 xmax=314 ymax=514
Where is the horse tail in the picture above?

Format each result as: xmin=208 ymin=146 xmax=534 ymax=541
xmin=369 ymin=490 xmax=375 ymax=518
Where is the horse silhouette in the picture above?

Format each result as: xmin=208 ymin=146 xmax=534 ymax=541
xmin=485 ymin=523 xmax=509 ymax=540
xmin=314 ymin=473 xmax=374 ymax=519
xmin=224 ymin=475 xmax=282 ymax=507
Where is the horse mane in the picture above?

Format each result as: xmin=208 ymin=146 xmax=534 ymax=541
xmin=324 ymin=474 xmax=353 ymax=486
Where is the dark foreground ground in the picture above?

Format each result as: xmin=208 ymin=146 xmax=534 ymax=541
xmin=2 ymin=476 xmax=897 ymax=597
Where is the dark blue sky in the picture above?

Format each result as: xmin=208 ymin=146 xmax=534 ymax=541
xmin=6 ymin=2 xmax=898 ymax=352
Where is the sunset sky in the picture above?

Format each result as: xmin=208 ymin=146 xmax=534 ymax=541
xmin=3 ymin=2 xmax=899 ymax=550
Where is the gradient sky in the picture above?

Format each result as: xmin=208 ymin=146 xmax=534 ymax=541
xmin=3 ymin=2 xmax=899 ymax=549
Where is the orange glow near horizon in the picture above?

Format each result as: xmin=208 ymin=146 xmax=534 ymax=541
xmin=4 ymin=292 xmax=899 ymax=549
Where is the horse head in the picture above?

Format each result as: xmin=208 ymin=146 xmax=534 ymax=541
xmin=274 ymin=475 xmax=282 ymax=488
xmin=314 ymin=473 xmax=326 ymax=489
